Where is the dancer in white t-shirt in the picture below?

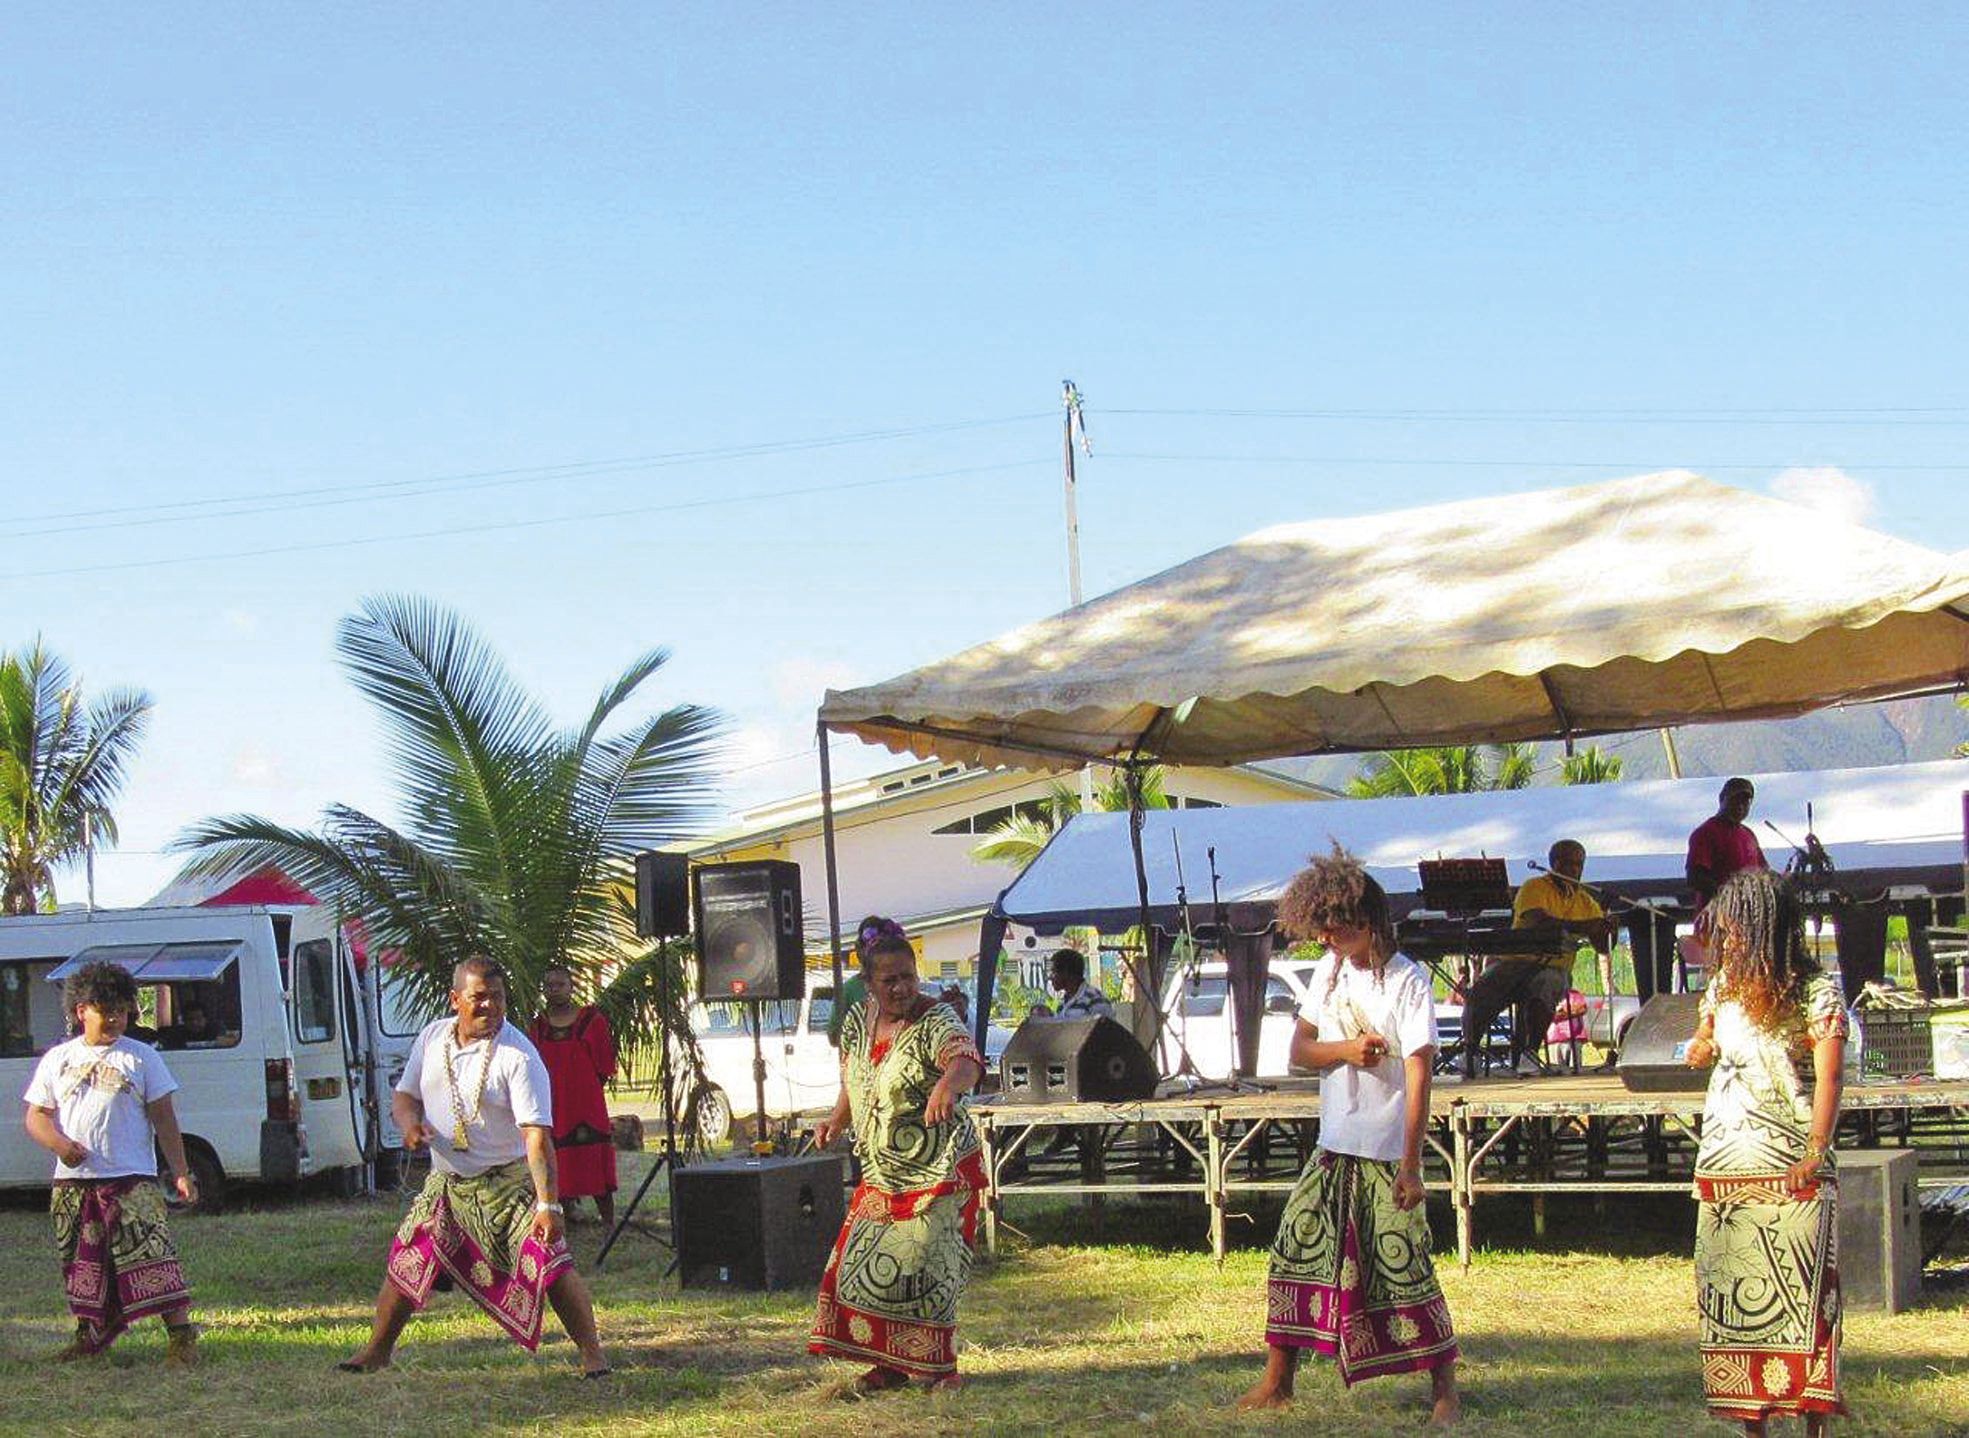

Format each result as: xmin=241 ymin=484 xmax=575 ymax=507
xmin=22 ymin=961 xmax=200 ymax=1365
xmin=337 ymin=955 xmax=609 ymax=1376
xmin=1238 ymin=846 xmax=1461 ymax=1427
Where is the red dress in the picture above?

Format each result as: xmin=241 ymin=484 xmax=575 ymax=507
xmin=527 ymin=1007 xmax=618 ymax=1199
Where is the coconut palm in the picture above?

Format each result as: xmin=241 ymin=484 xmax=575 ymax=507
xmin=1345 ymin=743 xmax=1535 ymax=799
xmin=0 ymin=641 xmax=153 ymax=915
xmin=1560 ymin=745 xmax=1625 ymax=784
xmin=971 ymin=765 xmax=1170 ymax=870
xmin=171 ymin=596 xmax=725 ymax=1089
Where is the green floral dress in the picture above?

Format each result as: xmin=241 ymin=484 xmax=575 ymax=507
xmin=809 ymin=999 xmax=984 ymax=1376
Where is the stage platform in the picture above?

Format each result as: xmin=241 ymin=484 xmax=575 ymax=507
xmin=968 ymin=1075 xmax=1969 ymax=1264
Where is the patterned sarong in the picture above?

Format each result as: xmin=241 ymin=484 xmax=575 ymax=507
xmin=385 ymin=1161 xmax=573 ymax=1351
xmin=1265 ymin=1151 xmax=1457 ymax=1385
xmin=809 ymin=1149 xmax=985 ymax=1377
xmin=1695 ymin=1172 xmax=1844 ymax=1420
xmin=52 ymin=1177 xmax=190 ymax=1354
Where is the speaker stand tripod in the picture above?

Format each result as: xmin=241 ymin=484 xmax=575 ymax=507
xmin=597 ymin=941 xmax=687 ymax=1272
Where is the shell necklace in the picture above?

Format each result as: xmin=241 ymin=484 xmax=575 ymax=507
xmin=441 ymin=1023 xmax=495 ymax=1152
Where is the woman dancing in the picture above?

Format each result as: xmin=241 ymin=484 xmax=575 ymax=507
xmin=1238 ymin=845 xmax=1460 ymax=1425
xmin=809 ymin=929 xmax=985 ymax=1395
xmin=1686 ymin=868 xmax=1847 ymax=1434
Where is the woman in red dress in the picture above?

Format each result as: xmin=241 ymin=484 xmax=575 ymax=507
xmin=528 ymin=965 xmax=618 ymax=1230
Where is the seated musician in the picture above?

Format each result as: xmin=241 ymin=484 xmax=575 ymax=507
xmin=1460 ymin=840 xmax=1610 ymax=1077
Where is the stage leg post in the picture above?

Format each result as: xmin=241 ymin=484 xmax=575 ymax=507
xmin=1453 ymin=1105 xmax=1473 ymax=1269
xmin=982 ymin=1118 xmax=1000 ymax=1260
xmin=1207 ymin=1113 xmax=1226 ymax=1264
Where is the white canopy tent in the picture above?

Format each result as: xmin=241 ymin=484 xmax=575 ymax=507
xmin=820 ymin=472 xmax=1969 ymax=770
xmin=812 ymin=472 xmax=1969 ymax=1051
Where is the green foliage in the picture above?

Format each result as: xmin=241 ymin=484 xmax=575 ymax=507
xmin=971 ymin=764 xmax=1171 ymax=870
xmin=1560 ymin=744 xmax=1625 ymax=784
xmin=1346 ymin=743 xmax=1535 ymax=798
xmin=0 ymin=640 xmax=153 ymax=915
xmin=170 ymin=596 xmax=725 ymax=1078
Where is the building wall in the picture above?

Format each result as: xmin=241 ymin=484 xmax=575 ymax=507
xmin=693 ymin=764 xmax=1325 ymax=984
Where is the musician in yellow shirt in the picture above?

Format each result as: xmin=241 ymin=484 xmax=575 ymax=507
xmin=1461 ymin=840 xmax=1611 ymax=1077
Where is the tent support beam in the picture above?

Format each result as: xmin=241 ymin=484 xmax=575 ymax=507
xmin=816 ymin=721 xmax=846 ymax=997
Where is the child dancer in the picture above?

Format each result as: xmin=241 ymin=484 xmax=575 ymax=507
xmin=22 ymin=960 xmax=200 ymax=1363
xmin=1238 ymin=846 xmax=1459 ymax=1425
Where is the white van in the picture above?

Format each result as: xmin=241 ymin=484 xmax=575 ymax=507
xmin=0 ymin=905 xmax=374 ymax=1205
xmin=692 ymin=978 xmax=1013 ymax=1145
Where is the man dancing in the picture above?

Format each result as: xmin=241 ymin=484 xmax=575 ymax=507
xmin=338 ymin=956 xmax=609 ymax=1376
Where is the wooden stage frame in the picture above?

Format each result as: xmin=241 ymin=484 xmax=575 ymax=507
xmin=969 ymin=1075 xmax=1969 ymax=1266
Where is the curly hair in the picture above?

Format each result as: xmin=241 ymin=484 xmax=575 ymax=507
xmin=1708 ymin=868 xmax=1818 ymax=1033
xmin=1278 ymin=842 xmax=1397 ymax=995
xmin=65 ymin=960 xmax=138 ymax=1020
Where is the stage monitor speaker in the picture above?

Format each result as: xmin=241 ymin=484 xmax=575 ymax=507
xmin=692 ymin=859 xmax=805 ymax=1000
xmin=1615 ymin=993 xmax=1707 ymax=1093
xmin=1000 ymin=1015 xmax=1158 ymax=1104
xmin=634 ymin=851 xmax=691 ymax=939
xmin=672 ymin=1153 xmax=846 ymax=1291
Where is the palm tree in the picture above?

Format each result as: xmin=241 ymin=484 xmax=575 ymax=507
xmin=1346 ymin=743 xmax=1535 ymax=798
xmin=171 ymin=596 xmax=725 ymax=1087
xmin=971 ymin=766 xmax=1170 ymax=870
xmin=1560 ymin=745 xmax=1625 ymax=784
xmin=0 ymin=641 xmax=153 ymax=915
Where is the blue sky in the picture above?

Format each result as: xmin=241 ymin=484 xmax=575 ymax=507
xmin=3 ymin=8 xmax=1965 ymax=905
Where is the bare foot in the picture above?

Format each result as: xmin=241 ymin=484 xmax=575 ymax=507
xmin=831 ymin=1366 xmax=911 ymax=1400
xmin=1428 ymin=1392 xmax=1462 ymax=1427
xmin=924 ymin=1372 xmax=965 ymax=1392
xmin=1235 ymin=1379 xmax=1293 ymax=1411
xmin=335 ymin=1350 xmax=392 ymax=1374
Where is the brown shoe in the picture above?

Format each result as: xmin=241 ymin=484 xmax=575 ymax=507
xmin=165 ymin=1323 xmax=200 ymax=1367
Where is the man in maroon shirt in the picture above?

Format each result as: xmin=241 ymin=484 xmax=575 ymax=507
xmin=1685 ymin=777 xmax=1769 ymax=906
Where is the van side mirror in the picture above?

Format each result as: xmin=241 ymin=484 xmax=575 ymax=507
xmin=1265 ymin=992 xmax=1297 ymax=1016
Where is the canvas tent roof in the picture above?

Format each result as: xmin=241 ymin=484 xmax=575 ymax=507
xmin=995 ymin=761 xmax=1969 ymax=933
xmin=821 ymin=472 xmax=1969 ymax=771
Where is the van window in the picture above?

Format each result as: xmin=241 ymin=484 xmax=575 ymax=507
xmin=0 ymin=960 xmax=66 ymax=1057
xmin=152 ymin=973 xmax=244 ymax=1050
xmin=378 ymin=968 xmax=440 ymax=1037
xmin=1180 ymin=974 xmax=1228 ymax=1017
xmin=292 ymin=939 xmax=337 ymax=1044
xmin=807 ymin=990 xmax=835 ymax=1034
xmin=702 ymin=1000 xmax=796 ymax=1036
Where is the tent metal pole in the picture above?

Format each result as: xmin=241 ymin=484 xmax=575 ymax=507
xmin=1125 ymin=760 xmax=1163 ymax=1063
xmin=817 ymin=721 xmax=846 ymax=995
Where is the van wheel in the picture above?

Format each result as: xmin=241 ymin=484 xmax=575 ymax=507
xmin=184 ymin=1142 xmax=226 ymax=1215
xmin=696 ymin=1088 xmax=732 ymax=1148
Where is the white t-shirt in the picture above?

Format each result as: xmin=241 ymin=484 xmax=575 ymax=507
xmin=23 ymin=1035 xmax=180 ymax=1180
xmin=396 ymin=1019 xmax=553 ymax=1178
xmin=1296 ymin=952 xmax=1438 ymax=1163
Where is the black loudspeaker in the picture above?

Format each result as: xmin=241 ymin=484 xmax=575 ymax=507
xmin=1615 ymin=993 xmax=1707 ymax=1093
xmin=692 ymin=859 xmax=805 ymax=1000
xmin=634 ymin=851 xmax=691 ymax=938
xmin=672 ymin=1153 xmax=846 ymax=1291
xmin=1000 ymin=1016 xmax=1159 ymax=1104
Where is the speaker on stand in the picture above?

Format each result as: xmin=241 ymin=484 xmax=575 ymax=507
xmin=692 ymin=860 xmax=806 ymax=1149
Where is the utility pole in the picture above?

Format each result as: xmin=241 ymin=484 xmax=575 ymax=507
xmin=1061 ymin=380 xmax=1088 ymax=606
xmin=1658 ymin=727 xmax=1683 ymax=779
xmin=1062 ymin=381 xmax=1094 ymax=808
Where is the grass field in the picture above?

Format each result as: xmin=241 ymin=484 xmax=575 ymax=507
xmin=1 ymin=1158 xmax=1964 ymax=1438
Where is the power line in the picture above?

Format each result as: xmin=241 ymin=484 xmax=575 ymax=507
xmin=14 ymin=411 xmax=1055 ymax=536
xmin=1106 ymin=406 xmax=1969 ymax=426
xmin=1102 ymin=451 xmax=1969 ymax=473
xmin=7 ymin=458 xmax=1052 ymax=582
